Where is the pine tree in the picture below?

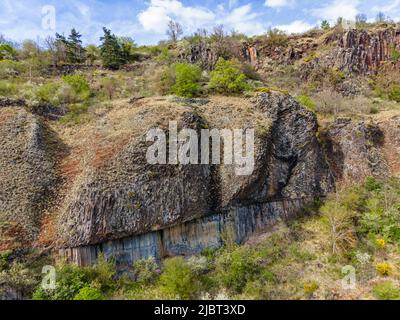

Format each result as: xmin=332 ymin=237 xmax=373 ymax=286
xmin=67 ymin=28 xmax=86 ymax=64
xmin=321 ymin=20 xmax=331 ymax=30
xmin=99 ymin=27 xmax=125 ymax=70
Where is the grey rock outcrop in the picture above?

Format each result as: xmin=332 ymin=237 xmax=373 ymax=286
xmin=0 ymin=107 xmax=57 ymax=246
xmin=321 ymin=118 xmax=389 ymax=185
xmin=57 ymin=93 xmax=333 ymax=254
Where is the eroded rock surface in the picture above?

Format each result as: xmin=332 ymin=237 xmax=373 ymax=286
xmin=0 ymin=107 xmax=57 ymax=247
xmin=321 ymin=118 xmax=389 ymax=185
xmin=57 ymin=93 xmax=333 ymax=253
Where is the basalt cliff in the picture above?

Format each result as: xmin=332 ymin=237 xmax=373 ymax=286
xmin=1 ymin=91 xmax=399 ymax=267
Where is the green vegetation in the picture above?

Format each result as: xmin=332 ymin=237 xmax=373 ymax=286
xmin=32 ymin=254 xmax=115 ymax=300
xmin=171 ymin=63 xmax=202 ymax=98
xmin=390 ymin=46 xmax=400 ymax=64
xmin=99 ymin=28 xmax=135 ymax=70
xmin=73 ymin=287 xmax=104 ymax=300
xmin=321 ymin=20 xmax=331 ymax=30
xmin=0 ymin=44 xmax=17 ymax=60
xmin=209 ymin=58 xmax=250 ymax=95
xmin=0 ymin=177 xmax=398 ymax=301
xmin=264 ymin=29 xmax=289 ymax=47
xmin=373 ymin=282 xmax=400 ymax=300
xmin=297 ymin=95 xmax=317 ymax=112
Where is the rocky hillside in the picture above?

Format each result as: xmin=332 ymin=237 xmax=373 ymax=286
xmin=0 ymin=23 xmax=399 ymax=272
xmin=1 ymin=89 xmax=399 ymax=268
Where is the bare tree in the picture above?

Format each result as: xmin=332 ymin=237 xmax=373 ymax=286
xmin=212 ymin=25 xmax=225 ymax=42
xmin=166 ymin=20 xmax=183 ymax=43
xmin=376 ymin=12 xmax=387 ymax=22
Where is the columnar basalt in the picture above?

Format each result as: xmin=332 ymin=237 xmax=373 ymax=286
xmin=56 ymin=93 xmax=333 ymax=266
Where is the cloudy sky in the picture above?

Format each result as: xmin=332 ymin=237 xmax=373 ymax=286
xmin=1 ymin=0 xmax=399 ymax=45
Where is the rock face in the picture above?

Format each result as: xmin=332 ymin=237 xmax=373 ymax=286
xmin=321 ymin=118 xmax=389 ymax=185
xmin=2 ymin=92 xmax=399 ymax=267
xmin=0 ymin=107 xmax=57 ymax=248
xmin=336 ymin=28 xmax=400 ymax=73
xmin=56 ymin=93 xmax=333 ymax=265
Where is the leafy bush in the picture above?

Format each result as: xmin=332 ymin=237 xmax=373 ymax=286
xmin=265 ymin=29 xmax=289 ymax=47
xmin=62 ymin=74 xmax=91 ymax=101
xmin=73 ymin=287 xmax=104 ymax=300
xmin=373 ymin=282 xmax=400 ymax=300
xmin=132 ymin=258 xmax=159 ymax=285
xmin=32 ymin=263 xmax=91 ymax=300
xmin=359 ymin=178 xmax=400 ymax=242
xmin=32 ymin=255 xmax=116 ymax=300
xmin=0 ymin=262 xmax=38 ymax=298
xmin=159 ymin=257 xmax=205 ymax=299
xmin=0 ymin=60 xmax=25 ymax=78
xmin=214 ymin=246 xmax=263 ymax=294
xmin=0 ymin=44 xmax=17 ymax=60
xmin=0 ymin=80 xmax=17 ymax=96
xmin=388 ymin=84 xmax=400 ymax=102
xmin=35 ymin=81 xmax=62 ymax=104
xmin=171 ymin=63 xmax=202 ymax=98
xmin=209 ymin=58 xmax=250 ymax=95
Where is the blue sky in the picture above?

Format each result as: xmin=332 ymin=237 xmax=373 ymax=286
xmin=1 ymin=0 xmax=400 ymax=45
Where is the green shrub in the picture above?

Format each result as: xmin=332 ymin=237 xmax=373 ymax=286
xmin=0 ymin=44 xmax=17 ymax=60
xmin=297 ymin=95 xmax=317 ymax=112
xmin=32 ymin=255 xmax=116 ymax=300
xmin=62 ymin=74 xmax=91 ymax=101
xmin=73 ymin=287 xmax=104 ymax=300
xmin=171 ymin=63 xmax=202 ymax=98
xmin=0 ymin=80 xmax=17 ymax=96
xmin=0 ymin=60 xmax=25 ymax=78
xmin=132 ymin=258 xmax=159 ymax=285
xmin=209 ymin=58 xmax=250 ymax=95
xmin=35 ymin=81 xmax=61 ymax=104
xmin=359 ymin=178 xmax=400 ymax=242
xmin=372 ymin=282 xmax=400 ymax=300
xmin=214 ymin=246 xmax=263 ymax=294
xmin=265 ymin=29 xmax=289 ymax=47
xmin=159 ymin=257 xmax=204 ymax=300
xmin=390 ymin=46 xmax=400 ymax=63
xmin=388 ymin=84 xmax=400 ymax=102
xmin=32 ymin=263 xmax=91 ymax=300
xmin=0 ymin=262 xmax=38 ymax=298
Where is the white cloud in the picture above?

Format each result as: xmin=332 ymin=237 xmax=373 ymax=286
xmin=265 ymin=0 xmax=292 ymax=9
xmin=311 ymin=0 xmax=360 ymax=22
xmin=137 ymin=0 xmax=215 ymax=34
xmin=276 ymin=20 xmax=314 ymax=34
xmin=218 ymin=4 xmax=266 ymax=35
xmin=138 ymin=1 xmax=268 ymax=37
